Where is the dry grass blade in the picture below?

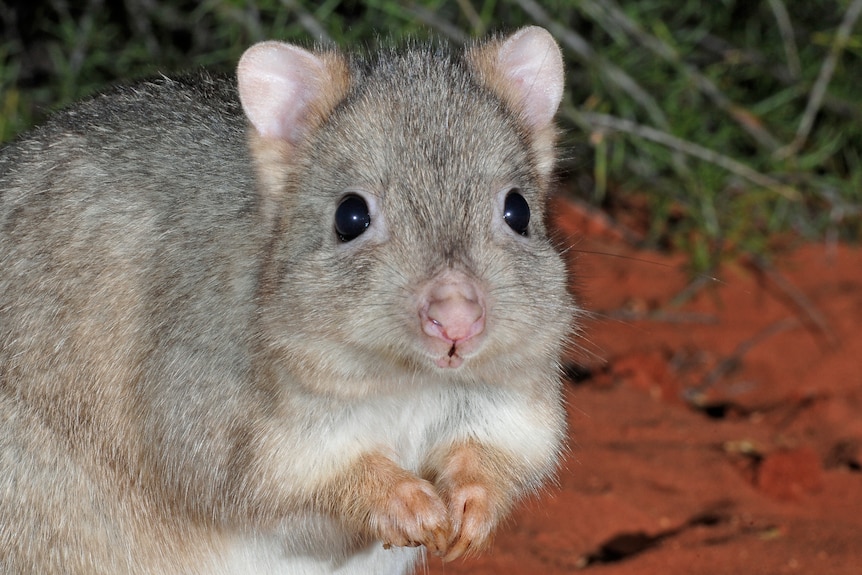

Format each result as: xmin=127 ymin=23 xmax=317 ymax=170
xmin=692 ymin=317 xmax=800 ymax=399
xmin=512 ymin=0 xmax=671 ymax=131
xmin=776 ymin=0 xmax=862 ymax=159
xmin=405 ymin=3 xmax=470 ymax=43
xmin=576 ymin=111 xmax=799 ymax=200
xmin=744 ymin=255 xmax=838 ymax=348
xmin=455 ymin=0 xmax=484 ymax=36
xmin=765 ymin=0 xmax=801 ymax=79
xmin=280 ymin=0 xmax=332 ymax=43
xmin=582 ymin=0 xmax=782 ymax=151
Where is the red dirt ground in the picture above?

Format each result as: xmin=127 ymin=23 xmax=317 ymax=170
xmin=427 ymin=197 xmax=862 ymax=574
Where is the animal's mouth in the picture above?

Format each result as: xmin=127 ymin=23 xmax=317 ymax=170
xmin=435 ymin=345 xmax=465 ymax=369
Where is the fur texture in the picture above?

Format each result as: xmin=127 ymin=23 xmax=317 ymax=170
xmin=0 ymin=27 xmax=576 ymax=574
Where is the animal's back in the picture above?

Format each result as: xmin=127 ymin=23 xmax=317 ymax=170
xmin=0 ymin=73 xmax=262 ymax=574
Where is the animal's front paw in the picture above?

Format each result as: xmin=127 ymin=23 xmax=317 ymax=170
xmin=374 ymin=477 xmax=451 ymax=556
xmin=442 ymin=483 xmax=498 ymax=561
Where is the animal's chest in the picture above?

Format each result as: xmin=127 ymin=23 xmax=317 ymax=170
xmin=214 ymin=518 xmax=420 ymax=575
xmin=300 ymin=385 xmax=460 ymax=471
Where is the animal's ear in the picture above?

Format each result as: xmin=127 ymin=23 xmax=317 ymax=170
xmin=468 ymin=26 xmax=564 ymax=131
xmin=468 ymin=27 xmax=565 ymax=181
xmin=237 ymin=42 xmax=349 ymax=144
xmin=236 ymin=43 xmax=349 ymax=225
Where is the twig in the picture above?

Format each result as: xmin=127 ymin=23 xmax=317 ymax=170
xmin=582 ymin=0 xmax=782 ymax=151
xmin=122 ymin=0 xmax=162 ymax=58
xmin=454 ymin=0 xmax=484 ymax=36
xmin=690 ymin=317 xmax=800 ymax=401
xmin=765 ymin=0 xmax=801 ymax=79
xmin=604 ymin=309 xmax=719 ymax=324
xmin=279 ymin=0 xmax=332 ymax=44
xmin=697 ymin=32 xmax=796 ymax=84
xmin=744 ymin=255 xmax=838 ymax=348
xmin=404 ymin=3 xmax=470 ymax=43
xmin=667 ymin=272 xmax=724 ymax=308
xmin=511 ymin=0 xmax=671 ymax=132
xmin=222 ymin=2 xmax=265 ymax=42
xmin=51 ymin=0 xmax=104 ymax=77
xmin=776 ymin=0 xmax=862 ymax=158
xmin=574 ymin=110 xmax=800 ymax=200
xmin=515 ymin=0 xmax=695 ymax=177
xmin=696 ymin=32 xmax=862 ymax=122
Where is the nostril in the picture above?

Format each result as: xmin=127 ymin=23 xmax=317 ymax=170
xmin=417 ymin=271 xmax=488 ymax=367
xmin=421 ymin=291 xmax=485 ymax=343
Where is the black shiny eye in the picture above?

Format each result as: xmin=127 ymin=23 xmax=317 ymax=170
xmin=503 ymin=189 xmax=530 ymax=236
xmin=334 ymin=194 xmax=371 ymax=242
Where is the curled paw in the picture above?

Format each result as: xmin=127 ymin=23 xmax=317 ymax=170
xmin=443 ymin=484 xmax=498 ymax=562
xmin=374 ymin=477 xmax=451 ymax=556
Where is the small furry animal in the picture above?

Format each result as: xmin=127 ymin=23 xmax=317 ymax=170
xmin=0 ymin=26 xmax=575 ymax=574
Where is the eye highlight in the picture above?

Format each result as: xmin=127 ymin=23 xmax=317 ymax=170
xmin=334 ymin=193 xmax=371 ymax=242
xmin=503 ymin=189 xmax=530 ymax=236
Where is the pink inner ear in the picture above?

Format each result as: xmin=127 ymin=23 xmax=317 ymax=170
xmin=496 ymin=27 xmax=564 ymax=129
xmin=237 ymin=41 xmax=327 ymax=143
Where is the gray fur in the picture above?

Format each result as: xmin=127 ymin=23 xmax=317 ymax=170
xmin=0 ymin=30 xmax=575 ymax=575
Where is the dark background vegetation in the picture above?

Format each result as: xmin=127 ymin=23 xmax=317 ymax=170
xmin=2 ymin=0 xmax=861 ymax=267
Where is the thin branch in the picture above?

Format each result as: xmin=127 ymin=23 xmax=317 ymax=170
xmin=765 ymin=0 xmax=801 ymax=79
xmin=691 ymin=317 xmax=800 ymax=400
xmin=222 ymin=2 xmax=265 ymax=42
xmin=603 ymin=309 xmax=719 ymax=324
xmin=511 ymin=0 xmax=671 ymax=131
xmin=279 ymin=0 xmax=332 ymax=44
xmin=455 ymin=0 xmax=484 ymax=36
xmin=744 ymin=255 xmax=838 ymax=348
xmin=574 ymin=110 xmax=800 ymax=200
xmin=696 ymin=32 xmax=862 ymax=122
xmin=668 ymin=272 xmax=724 ymax=308
xmin=122 ymin=0 xmax=161 ymax=58
xmin=776 ymin=0 xmax=862 ymax=158
xmin=404 ymin=3 xmax=470 ymax=43
xmin=583 ymin=0 xmax=782 ymax=151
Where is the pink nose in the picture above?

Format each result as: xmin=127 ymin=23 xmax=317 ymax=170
xmin=420 ymin=279 xmax=485 ymax=344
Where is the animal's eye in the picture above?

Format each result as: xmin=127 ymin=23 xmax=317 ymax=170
xmin=334 ymin=194 xmax=371 ymax=242
xmin=503 ymin=189 xmax=530 ymax=236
